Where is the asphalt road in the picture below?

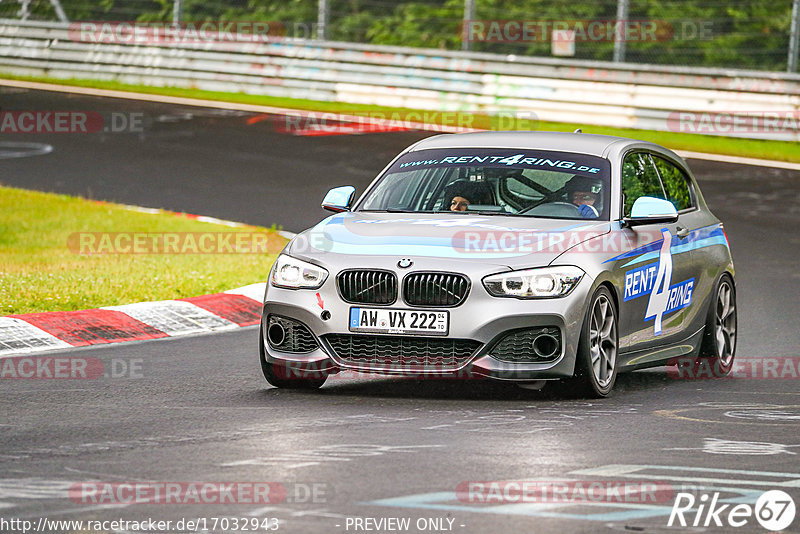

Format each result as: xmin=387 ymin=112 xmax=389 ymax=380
xmin=2 ymin=85 xmax=800 ymax=534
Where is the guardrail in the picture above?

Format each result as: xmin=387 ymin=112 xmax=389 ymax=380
xmin=1 ymin=19 xmax=799 ymax=141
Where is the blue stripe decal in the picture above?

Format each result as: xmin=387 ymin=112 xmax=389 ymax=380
xmin=603 ymin=238 xmax=664 ymax=264
xmin=622 ymin=235 xmax=727 ymax=267
xmin=315 ymin=242 xmax=529 ymax=259
xmin=604 ymin=224 xmax=727 ymax=266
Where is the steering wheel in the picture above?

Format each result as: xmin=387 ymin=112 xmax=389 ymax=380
xmin=524 ymin=201 xmax=583 ymax=218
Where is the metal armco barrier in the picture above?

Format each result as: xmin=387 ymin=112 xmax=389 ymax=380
xmin=1 ymin=19 xmax=799 ymax=140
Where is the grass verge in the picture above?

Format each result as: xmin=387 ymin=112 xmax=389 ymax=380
xmin=2 ymin=74 xmax=799 ymax=163
xmin=0 ymin=185 xmax=285 ymax=315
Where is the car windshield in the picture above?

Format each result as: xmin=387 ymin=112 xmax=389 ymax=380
xmin=357 ymin=148 xmax=612 ymax=220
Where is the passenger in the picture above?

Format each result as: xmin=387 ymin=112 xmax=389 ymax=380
xmin=565 ymin=176 xmax=601 ymax=218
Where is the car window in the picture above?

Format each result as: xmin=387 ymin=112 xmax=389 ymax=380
xmin=358 ymin=148 xmax=612 ymax=220
xmin=621 ymin=152 xmax=666 ymax=217
xmin=652 ymin=155 xmax=694 ymax=211
xmin=360 ymin=169 xmax=430 ymax=210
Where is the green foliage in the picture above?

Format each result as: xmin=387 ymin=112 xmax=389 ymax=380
xmin=11 ymin=0 xmax=797 ymax=69
xmin=365 ymin=0 xmax=463 ymax=49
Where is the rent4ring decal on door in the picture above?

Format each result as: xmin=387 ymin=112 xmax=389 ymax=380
xmin=623 ymin=229 xmax=694 ymax=335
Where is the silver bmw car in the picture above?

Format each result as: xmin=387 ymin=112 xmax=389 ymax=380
xmin=260 ymin=131 xmax=736 ymax=397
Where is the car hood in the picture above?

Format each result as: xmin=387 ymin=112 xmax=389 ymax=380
xmin=287 ymin=212 xmax=611 ymax=269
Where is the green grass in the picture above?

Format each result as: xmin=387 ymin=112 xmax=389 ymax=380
xmin=3 ymin=73 xmax=799 ymax=163
xmin=0 ymin=185 xmax=286 ymax=315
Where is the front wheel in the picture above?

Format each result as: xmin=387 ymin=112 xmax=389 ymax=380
xmin=697 ymin=274 xmax=737 ymax=377
xmin=259 ymin=327 xmax=326 ymax=389
xmin=567 ymin=286 xmax=619 ymax=398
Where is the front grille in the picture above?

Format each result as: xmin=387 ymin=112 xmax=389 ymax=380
xmin=403 ymin=272 xmax=470 ymax=307
xmin=324 ymin=334 xmax=481 ymax=369
xmin=337 ymin=270 xmax=397 ymax=305
xmin=490 ymin=327 xmax=561 ymax=363
xmin=266 ymin=315 xmax=319 ymax=353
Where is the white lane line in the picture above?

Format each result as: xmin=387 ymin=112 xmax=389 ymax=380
xmin=120 ymin=205 xmax=161 ymax=214
xmin=102 ymin=300 xmax=237 ymax=336
xmin=0 ymin=317 xmax=72 ymax=356
xmin=5 ymin=78 xmax=797 ymax=171
xmin=0 ymin=141 xmax=53 ymax=160
xmin=194 ymin=214 xmax=247 ymax=227
xmin=224 ymin=282 xmax=266 ymax=303
xmin=677 ymin=150 xmax=800 ymax=171
xmin=0 ymin=78 xmax=472 ymax=134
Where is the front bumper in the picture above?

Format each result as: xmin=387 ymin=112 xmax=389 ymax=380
xmin=261 ymin=269 xmax=594 ymax=381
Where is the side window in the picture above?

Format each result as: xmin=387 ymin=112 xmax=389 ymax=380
xmin=621 ymin=153 xmax=665 ymax=217
xmin=362 ymin=169 xmax=427 ymax=210
xmin=652 ymin=156 xmax=694 ymax=211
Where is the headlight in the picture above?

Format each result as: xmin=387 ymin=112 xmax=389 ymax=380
xmin=483 ymin=266 xmax=584 ymax=298
xmin=271 ymin=254 xmax=328 ymax=289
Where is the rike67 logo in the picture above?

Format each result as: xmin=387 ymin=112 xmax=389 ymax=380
xmin=668 ymin=490 xmax=796 ymax=530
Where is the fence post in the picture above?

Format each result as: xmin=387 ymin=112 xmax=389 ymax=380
xmin=318 ymin=0 xmax=329 ymax=40
xmin=613 ymin=0 xmax=629 ymax=62
xmin=172 ymin=0 xmax=182 ymax=25
xmin=18 ymin=0 xmax=31 ymax=21
xmin=789 ymin=0 xmax=800 ymax=72
xmin=49 ymin=0 xmax=68 ymax=22
xmin=462 ymin=0 xmax=475 ymax=51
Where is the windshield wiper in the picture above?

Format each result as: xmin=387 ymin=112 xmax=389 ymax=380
xmin=359 ymin=209 xmax=414 ymax=213
xmin=437 ymin=210 xmax=511 ymax=216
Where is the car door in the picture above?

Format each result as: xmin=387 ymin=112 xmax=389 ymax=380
xmin=616 ymin=151 xmax=696 ymax=355
xmin=650 ymin=154 xmax=708 ymax=338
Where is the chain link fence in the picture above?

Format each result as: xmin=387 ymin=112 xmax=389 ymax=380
xmin=2 ymin=0 xmax=798 ymax=72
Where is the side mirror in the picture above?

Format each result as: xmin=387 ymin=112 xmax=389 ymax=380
xmin=624 ymin=197 xmax=678 ymax=226
xmin=321 ymin=186 xmax=356 ymax=213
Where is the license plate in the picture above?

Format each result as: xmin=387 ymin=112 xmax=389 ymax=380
xmin=349 ymin=307 xmax=449 ymax=336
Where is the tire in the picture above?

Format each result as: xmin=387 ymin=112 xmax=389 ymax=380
xmin=567 ymin=286 xmax=619 ymax=398
xmin=259 ymin=326 xmax=327 ymax=389
xmin=696 ymin=273 xmax=737 ymax=377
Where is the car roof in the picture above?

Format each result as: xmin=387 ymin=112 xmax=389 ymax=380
xmin=406 ymin=131 xmax=674 ymax=160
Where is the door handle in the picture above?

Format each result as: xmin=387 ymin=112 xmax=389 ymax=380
xmin=676 ymin=226 xmax=690 ymax=238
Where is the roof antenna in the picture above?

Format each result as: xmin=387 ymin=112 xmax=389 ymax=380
xmin=574 ymin=128 xmax=582 ymax=133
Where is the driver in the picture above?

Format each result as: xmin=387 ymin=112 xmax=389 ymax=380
xmin=444 ymin=179 xmax=493 ymax=212
xmin=450 ymin=194 xmax=470 ymax=211
xmin=565 ymin=176 xmax=601 ymax=218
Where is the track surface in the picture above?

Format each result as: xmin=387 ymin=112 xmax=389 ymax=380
xmin=2 ymin=86 xmax=800 ymax=533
